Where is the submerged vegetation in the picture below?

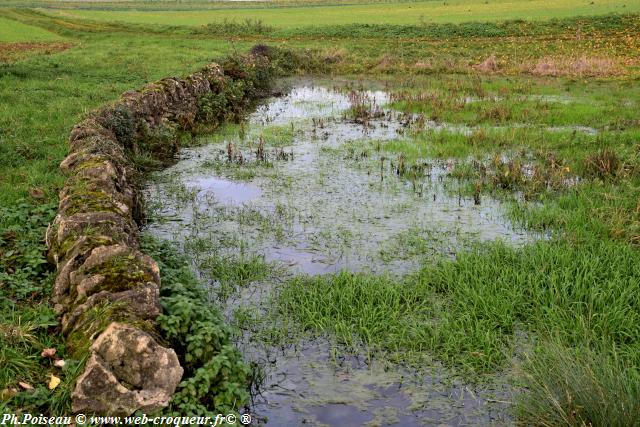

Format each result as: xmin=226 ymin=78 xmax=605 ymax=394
xmin=1 ymin=1 xmax=640 ymax=425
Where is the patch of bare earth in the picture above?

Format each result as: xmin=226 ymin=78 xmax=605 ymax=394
xmin=0 ymin=42 xmax=74 ymax=63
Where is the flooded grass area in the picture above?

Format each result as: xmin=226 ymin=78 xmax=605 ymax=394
xmin=146 ymin=81 xmax=536 ymax=274
xmin=144 ymin=76 xmax=640 ymax=425
xmin=3 ymin=4 xmax=639 ymax=421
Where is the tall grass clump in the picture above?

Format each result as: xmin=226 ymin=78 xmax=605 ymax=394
xmin=417 ymin=239 xmax=640 ymax=372
xmin=275 ymin=272 xmax=430 ymax=356
xmin=583 ymin=148 xmax=624 ymax=181
xmin=517 ymin=341 xmax=640 ymax=427
xmin=275 ymin=239 xmax=640 ymax=375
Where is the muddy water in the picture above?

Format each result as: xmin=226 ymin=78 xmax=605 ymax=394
xmin=144 ymin=80 xmax=535 ymax=426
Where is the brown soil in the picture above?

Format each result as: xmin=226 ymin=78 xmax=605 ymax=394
xmin=0 ymin=42 xmax=74 ymax=62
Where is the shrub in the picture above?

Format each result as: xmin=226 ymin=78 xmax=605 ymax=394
xmin=254 ymin=45 xmax=330 ymax=75
xmin=196 ymin=78 xmax=250 ymax=126
xmin=220 ymin=52 xmax=275 ymax=97
xmin=249 ymin=44 xmax=271 ymax=58
xmin=196 ymin=18 xmax=274 ymax=37
xmin=136 ymin=120 xmax=180 ymax=161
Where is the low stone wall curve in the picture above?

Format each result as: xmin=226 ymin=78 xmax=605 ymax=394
xmin=46 ymin=62 xmax=236 ymax=415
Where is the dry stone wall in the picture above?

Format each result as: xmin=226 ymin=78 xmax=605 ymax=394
xmin=45 ymin=62 xmax=242 ymax=415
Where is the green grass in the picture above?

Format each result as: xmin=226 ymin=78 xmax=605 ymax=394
xmin=275 ymin=272 xmax=427 ymax=357
xmin=0 ymin=16 xmax=63 ymax=42
xmin=0 ymin=202 xmax=80 ymax=414
xmin=0 ymin=29 xmax=240 ymax=206
xmin=516 ymin=341 xmax=640 ymax=427
xmin=1 ymin=5 xmax=639 ymax=423
xmin=510 ymin=178 xmax=640 ymax=243
xmin=46 ymin=0 xmax=640 ymax=28
xmin=275 ymin=239 xmax=640 ymax=373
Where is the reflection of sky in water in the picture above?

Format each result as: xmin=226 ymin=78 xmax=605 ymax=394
xmin=143 ymin=82 xmax=523 ymax=426
xmin=146 ymin=83 xmax=539 ymax=276
xmin=186 ymin=176 xmax=261 ymax=205
xmin=250 ymin=85 xmax=389 ymax=126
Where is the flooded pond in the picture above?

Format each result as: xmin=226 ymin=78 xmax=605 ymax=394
xmin=144 ymin=79 xmax=538 ymax=425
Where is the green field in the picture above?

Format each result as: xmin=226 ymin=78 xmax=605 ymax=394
xmin=1 ymin=2 xmax=640 ymax=424
xmin=0 ymin=16 xmax=63 ymax=41
xmin=47 ymin=0 xmax=640 ymax=28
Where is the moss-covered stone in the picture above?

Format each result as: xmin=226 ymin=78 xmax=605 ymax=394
xmin=49 ymin=55 xmax=279 ymax=415
xmin=86 ymin=254 xmax=154 ymax=294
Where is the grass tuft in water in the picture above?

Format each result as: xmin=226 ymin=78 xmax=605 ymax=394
xmin=273 ymin=238 xmax=640 ymax=377
xmin=275 ymin=272 xmax=432 ymax=360
xmin=516 ymin=341 xmax=640 ymax=427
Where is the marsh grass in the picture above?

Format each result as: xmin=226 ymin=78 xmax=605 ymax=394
xmin=583 ymin=148 xmax=625 ymax=181
xmin=242 ymin=73 xmax=640 ymax=397
xmin=273 ymin=238 xmax=640 ymax=378
xmin=274 ymin=272 xmax=431 ymax=360
xmin=516 ymin=342 xmax=640 ymax=427
xmin=510 ymin=177 xmax=640 ymax=244
xmin=198 ymin=123 xmax=297 ymax=175
xmin=378 ymin=227 xmax=454 ymax=262
xmin=199 ymin=252 xmax=276 ymax=300
xmin=346 ymin=90 xmax=385 ymax=124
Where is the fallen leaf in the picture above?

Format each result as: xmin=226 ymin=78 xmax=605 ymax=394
xmin=18 ymin=382 xmax=33 ymax=390
xmin=48 ymin=375 xmax=61 ymax=390
xmin=1 ymin=388 xmax=18 ymax=399
xmin=41 ymin=348 xmax=56 ymax=359
xmin=53 ymin=359 xmax=66 ymax=368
